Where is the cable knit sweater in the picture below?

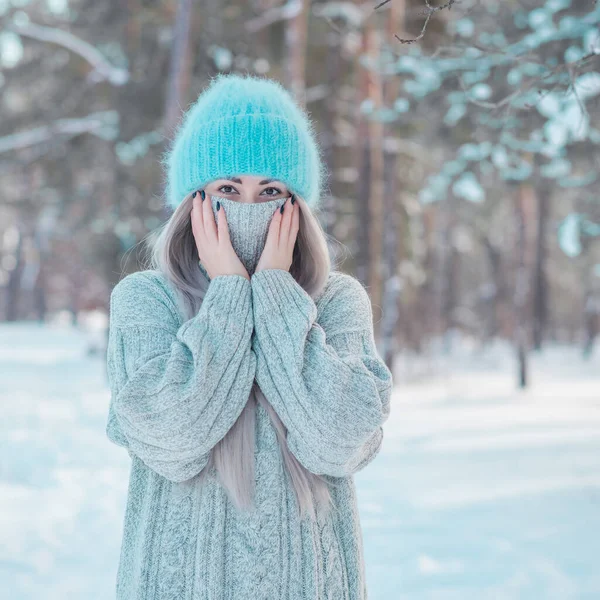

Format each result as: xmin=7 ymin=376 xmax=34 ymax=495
xmin=105 ymin=267 xmax=393 ymax=600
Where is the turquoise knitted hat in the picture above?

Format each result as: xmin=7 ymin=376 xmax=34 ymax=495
xmin=161 ymin=73 xmax=327 ymax=211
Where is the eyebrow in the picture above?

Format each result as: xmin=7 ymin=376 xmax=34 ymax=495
xmin=224 ymin=177 xmax=278 ymax=185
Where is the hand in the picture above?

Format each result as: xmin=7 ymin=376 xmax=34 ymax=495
xmin=255 ymin=195 xmax=299 ymax=274
xmin=191 ymin=191 xmax=250 ymax=281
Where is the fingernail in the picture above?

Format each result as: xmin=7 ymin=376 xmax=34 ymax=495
xmin=192 ymin=191 xmax=197 ymax=198
xmin=201 ymin=190 xmax=205 ymax=201
xmin=280 ymin=200 xmax=286 ymax=214
xmin=291 ymin=194 xmax=296 ymax=205
xmin=216 ymin=201 xmax=221 ymax=211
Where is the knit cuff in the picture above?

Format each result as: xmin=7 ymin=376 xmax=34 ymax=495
xmin=203 ymin=273 xmax=252 ymax=315
xmin=250 ymin=269 xmax=317 ymax=324
xmin=179 ymin=273 xmax=252 ymax=341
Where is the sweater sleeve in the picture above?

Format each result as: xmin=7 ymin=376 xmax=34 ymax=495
xmin=250 ymin=269 xmax=393 ymax=478
xmin=105 ymin=271 xmax=256 ymax=483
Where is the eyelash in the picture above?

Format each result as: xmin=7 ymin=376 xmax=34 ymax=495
xmin=217 ymin=185 xmax=283 ymax=196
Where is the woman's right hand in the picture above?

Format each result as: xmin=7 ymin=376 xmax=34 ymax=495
xmin=191 ymin=191 xmax=250 ymax=281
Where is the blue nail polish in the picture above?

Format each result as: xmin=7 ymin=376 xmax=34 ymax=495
xmin=201 ymin=190 xmax=205 ymax=201
xmin=216 ymin=201 xmax=220 ymax=211
xmin=192 ymin=191 xmax=197 ymax=198
xmin=280 ymin=201 xmax=286 ymax=214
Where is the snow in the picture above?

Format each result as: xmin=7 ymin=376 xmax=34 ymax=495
xmin=558 ymin=213 xmax=583 ymax=257
xmin=0 ymin=31 xmax=24 ymax=69
xmin=452 ymin=172 xmax=485 ymax=203
xmin=361 ymin=341 xmax=600 ymax=599
xmin=1 ymin=323 xmax=599 ymax=599
xmin=1 ymin=323 xmax=126 ymax=600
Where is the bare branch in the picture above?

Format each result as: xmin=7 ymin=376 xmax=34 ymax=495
xmin=245 ymin=0 xmax=304 ymax=33
xmin=374 ymin=0 xmax=457 ymax=43
xmin=394 ymin=0 xmax=457 ymax=44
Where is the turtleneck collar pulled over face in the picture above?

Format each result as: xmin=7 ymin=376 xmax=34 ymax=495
xmin=198 ymin=194 xmax=289 ymax=279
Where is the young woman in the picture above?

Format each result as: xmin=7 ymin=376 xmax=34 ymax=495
xmin=106 ymin=73 xmax=393 ymax=600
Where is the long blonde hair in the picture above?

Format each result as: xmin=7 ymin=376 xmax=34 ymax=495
xmin=140 ymin=191 xmax=340 ymax=522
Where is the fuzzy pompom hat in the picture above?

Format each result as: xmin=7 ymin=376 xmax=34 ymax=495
xmin=161 ymin=73 xmax=327 ymax=211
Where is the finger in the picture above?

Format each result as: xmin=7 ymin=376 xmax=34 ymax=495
xmin=280 ymin=198 xmax=293 ymax=246
xmin=203 ymin=192 xmax=218 ymax=243
xmin=216 ymin=201 xmax=231 ymax=245
xmin=264 ymin=205 xmax=282 ymax=251
xmin=191 ymin=193 xmax=204 ymax=243
xmin=271 ymin=203 xmax=284 ymax=247
xmin=289 ymin=199 xmax=300 ymax=252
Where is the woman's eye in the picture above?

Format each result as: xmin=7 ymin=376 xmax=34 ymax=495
xmin=218 ymin=185 xmax=236 ymax=194
xmin=261 ymin=187 xmax=282 ymax=196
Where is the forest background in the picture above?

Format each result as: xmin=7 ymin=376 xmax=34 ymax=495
xmin=1 ymin=2 xmax=600 ymax=598
xmin=1 ymin=0 xmax=600 ymax=385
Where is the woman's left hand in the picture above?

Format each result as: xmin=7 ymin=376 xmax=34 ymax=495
xmin=255 ymin=195 xmax=299 ymax=273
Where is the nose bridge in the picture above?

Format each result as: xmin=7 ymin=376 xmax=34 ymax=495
xmin=237 ymin=177 xmax=269 ymax=204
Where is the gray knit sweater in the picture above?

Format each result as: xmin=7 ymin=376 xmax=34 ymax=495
xmin=105 ymin=267 xmax=393 ymax=599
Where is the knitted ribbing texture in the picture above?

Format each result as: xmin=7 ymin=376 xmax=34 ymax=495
xmin=208 ymin=194 xmax=288 ymax=276
xmin=105 ymin=267 xmax=393 ymax=600
xmin=161 ymin=73 xmax=328 ymax=210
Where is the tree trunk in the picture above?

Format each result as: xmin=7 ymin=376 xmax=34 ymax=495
xmin=582 ymin=292 xmax=598 ymax=359
xmin=582 ymin=259 xmax=599 ymax=359
xmin=320 ymin=26 xmax=343 ymax=241
xmin=162 ymin=0 xmax=194 ymax=220
xmin=5 ymin=223 xmax=25 ymax=322
xmin=532 ymin=185 xmax=549 ymax=350
xmin=513 ymin=183 xmax=536 ymax=388
xmin=353 ymin=3 xmax=371 ymax=287
xmin=481 ymin=235 xmax=501 ymax=340
xmin=381 ymin=0 xmax=405 ymax=369
xmin=164 ymin=0 xmax=194 ymax=136
xmin=284 ymin=0 xmax=309 ymax=104
xmin=438 ymin=194 xmax=457 ymax=352
xmin=365 ymin=24 xmax=385 ymax=341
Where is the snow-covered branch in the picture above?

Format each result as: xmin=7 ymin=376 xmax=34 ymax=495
xmin=8 ymin=22 xmax=129 ymax=86
xmin=0 ymin=111 xmax=118 ymax=154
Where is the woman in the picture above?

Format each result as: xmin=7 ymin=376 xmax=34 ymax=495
xmin=106 ymin=73 xmax=393 ymax=600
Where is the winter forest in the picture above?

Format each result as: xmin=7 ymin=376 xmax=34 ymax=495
xmin=1 ymin=0 xmax=600 ymax=599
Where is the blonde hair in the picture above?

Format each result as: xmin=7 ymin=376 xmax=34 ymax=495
xmin=140 ymin=191 xmax=340 ymax=522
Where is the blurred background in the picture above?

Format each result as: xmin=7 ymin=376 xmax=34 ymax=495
xmin=1 ymin=0 xmax=600 ymax=598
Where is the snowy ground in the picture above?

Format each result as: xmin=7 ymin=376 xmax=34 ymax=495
xmin=362 ymin=340 xmax=600 ymax=600
xmin=1 ymin=323 xmax=599 ymax=599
